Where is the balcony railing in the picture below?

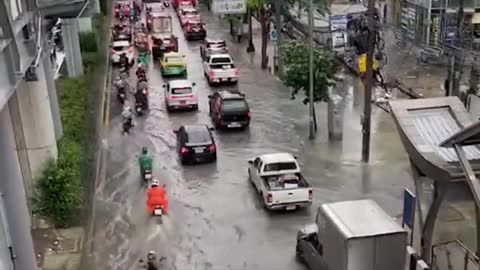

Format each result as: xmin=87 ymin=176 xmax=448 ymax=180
xmin=431 ymin=240 xmax=480 ymax=270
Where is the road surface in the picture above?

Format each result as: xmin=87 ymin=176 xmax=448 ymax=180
xmin=90 ymin=3 xmax=414 ymax=269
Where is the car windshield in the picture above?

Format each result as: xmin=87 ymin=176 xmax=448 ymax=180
xmin=166 ymin=56 xmax=183 ymax=62
xmin=207 ymin=42 xmax=225 ymax=48
xmin=113 ymin=46 xmax=127 ymax=52
xmin=185 ymin=11 xmax=198 ymax=15
xmin=172 ymin=87 xmax=192 ymax=94
xmin=222 ymin=99 xmax=247 ymax=111
xmin=211 ymin=57 xmax=231 ymax=63
xmin=264 ymin=162 xmax=297 ymax=172
xmin=186 ymin=129 xmax=212 ymax=144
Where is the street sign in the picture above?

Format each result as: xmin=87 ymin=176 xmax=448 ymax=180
xmin=270 ymin=29 xmax=277 ymax=42
xmin=212 ymin=0 xmax=246 ymax=14
xmin=357 ymin=54 xmax=379 ymax=73
xmin=402 ymin=188 xmax=416 ymax=229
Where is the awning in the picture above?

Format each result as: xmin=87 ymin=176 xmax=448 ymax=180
xmin=473 ymin=13 xmax=480 ymax=24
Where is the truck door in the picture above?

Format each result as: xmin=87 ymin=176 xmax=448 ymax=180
xmin=299 ymin=233 xmax=324 ymax=269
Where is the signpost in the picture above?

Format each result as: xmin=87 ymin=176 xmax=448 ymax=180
xmin=402 ymin=188 xmax=416 ymax=246
xmin=329 ymin=15 xmax=348 ymax=52
xmin=270 ymin=28 xmax=277 ymax=72
xmin=212 ymin=0 xmax=246 ymax=14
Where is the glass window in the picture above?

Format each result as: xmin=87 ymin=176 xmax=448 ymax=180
xmin=166 ymin=56 xmax=183 ymax=62
xmin=222 ymin=100 xmax=248 ymax=111
xmin=186 ymin=129 xmax=212 ymax=144
xmin=264 ymin=162 xmax=297 ymax=172
xmin=172 ymin=87 xmax=192 ymax=95
xmin=211 ymin=57 xmax=232 ymax=63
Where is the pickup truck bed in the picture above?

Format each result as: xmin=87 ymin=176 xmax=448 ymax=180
xmin=262 ymin=173 xmax=309 ymax=190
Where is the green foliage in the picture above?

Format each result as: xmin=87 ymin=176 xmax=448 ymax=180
xmin=100 ymin=0 xmax=108 ymax=15
xmin=57 ymin=78 xmax=87 ymax=143
xmin=281 ymin=40 xmax=338 ymax=104
xmin=34 ymin=141 xmax=83 ymax=227
xmin=247 ymin=0 xmax=266 ymax=10
xmin=82 ymin=52 xmax=98 ymax=73
xmin=79 ymin=32 xmax=98 ymax=53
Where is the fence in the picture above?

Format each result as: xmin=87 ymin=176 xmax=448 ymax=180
xmin=431 ymin=240 xmax=480 ymax=270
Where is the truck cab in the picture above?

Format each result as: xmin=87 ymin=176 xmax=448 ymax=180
xmin=296 ymin=200 xmax=407 ymax=270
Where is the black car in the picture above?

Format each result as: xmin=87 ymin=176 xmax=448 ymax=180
xmin=175 ymin=125 xmax=217 ymax=164
xmin=184 ymin=20 xmax=206 ymax=41
xmin=208 ymin=91 xmax=251 ymax=129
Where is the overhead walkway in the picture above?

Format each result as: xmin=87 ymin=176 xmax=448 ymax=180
xmin=389 ymin=97 xmax=480 ymax=263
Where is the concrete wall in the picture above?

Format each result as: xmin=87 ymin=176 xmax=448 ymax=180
xmin=0 ymin=106 xmax=37 ymax=270
xmin=16 ymin=62 xmax=58 ymax=180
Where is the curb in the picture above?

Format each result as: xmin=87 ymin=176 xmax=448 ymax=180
xmin=80 ymin=8 xmax=113 ymax=270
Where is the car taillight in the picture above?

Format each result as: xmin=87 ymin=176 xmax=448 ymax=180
xmin=234 ymin=69 xmax=239 ymax=76
xmin=128 ymin=47 xmax=133 ymax=54
xmin=180 ymin=147 xmax=189 ymax=154
xmin=208 ymin=144 xmax=216 ymax=152
xmin=148 ymin=19 xmax=152 ymax=24
xmin=208 ymin=71 xmax=214 ymax=78
xmin=186 ymin=24 xmax=191 ymax=32
xmin=267 ymin=193 xmax=273 ymax=203
xmin=309 ymin=189 xmax=313 ymax=200
xmin=201 ymin=24 xmax=205 ymax=30
xmin=246 ymin=111 xmax=251 ymax=118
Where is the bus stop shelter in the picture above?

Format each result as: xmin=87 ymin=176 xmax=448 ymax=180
xmin=389 ymin=97 xmax=480 ymax=261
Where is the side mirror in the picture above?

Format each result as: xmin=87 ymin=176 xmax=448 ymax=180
xmin=208 ymin=95 xmax=212 ymax=98
xmin=162 ymin=84 xmax=166 ymax=88
xmin=294 ymin=156 xmax=298 ymax=159
xmin=192 ymin=82 xmax=196 ymax=86
xmin=248 ymin=160 xmax=253 ymax=164
xmin=209 ymin=127 xmax=214 ymax=131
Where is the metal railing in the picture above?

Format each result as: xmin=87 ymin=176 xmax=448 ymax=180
xmin=431 ymin=240 xmax=480 ymax=270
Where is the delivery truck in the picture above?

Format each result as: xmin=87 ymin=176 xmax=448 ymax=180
xmin=296 ymin=199 xmax=407 ymax=270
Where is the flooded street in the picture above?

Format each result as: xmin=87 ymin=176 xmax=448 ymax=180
xmin=90 ymin=4 xmax=414 ymax=269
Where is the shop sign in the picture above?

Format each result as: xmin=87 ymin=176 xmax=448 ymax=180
xmin=212 ymin=0 xmax=246 ymax=14
xmin=330 ymin=15 xmax=348 ymax=51
xmin=431 ymin=15 xmax=440 ymax=47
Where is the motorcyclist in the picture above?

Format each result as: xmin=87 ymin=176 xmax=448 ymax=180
xmin=137 ymin=52 xmax=149 ymax=66
xmin=119 ymin=52 xmax=129 ymax=71
xmin=146 ymin=179 xmax=169 ymax=215
xmin=139 ymin=251 xmax=161 ymax=270
xmin=136 ymin=64 xmax=146 ymax=78
xmin=138 ymin=147 xmax=153 ymax=177
xmin=122 ymin=102 xmax=134 ymax=122
xmin=135 ymin=87 xmax=149 ymax=111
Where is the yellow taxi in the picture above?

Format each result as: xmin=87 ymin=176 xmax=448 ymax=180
xmin=160 ymin=52 xmax=187 ymax=77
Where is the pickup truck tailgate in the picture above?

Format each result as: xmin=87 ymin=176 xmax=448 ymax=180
xmin=271 ymin=188 xmax=311 ymax=205
xmin=210 ymin=65 xmax=238 ymax=79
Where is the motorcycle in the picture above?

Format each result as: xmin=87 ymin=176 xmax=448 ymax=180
xmin=118 ymin=88 xmax=126 ymax=104
xmin=135 ymin=101 xmax=145 ymax=116
xmin=152 ymin=205 xmax=163 ymax=224
xmin=143 ymin=169 xmax=153 ymax=183
xmin=123 ymin=118 xmax=133 ymax=134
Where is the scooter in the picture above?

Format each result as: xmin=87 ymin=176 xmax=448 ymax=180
xmin=117 ymin=88 xmax=126 ymax=104
xmin=143 ymin=169 xmax=152 ymax=183
xmin=135 ymin=102 xmax=144 ymax=116
xmin=152 ymin=205 xmax=164 ymax=224
xmin=123 ymin=118 xmax=133 ymax=134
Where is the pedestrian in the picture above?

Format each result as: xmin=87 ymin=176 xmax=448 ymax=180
xmin=444 ymin=78 xmax=450 ymax=96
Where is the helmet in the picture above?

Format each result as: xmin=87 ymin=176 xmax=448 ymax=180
xmin=142 ymin=147 xmax=148 ymax=154
xmin=147 ymin=250 xmax=156 ymax=260
xmin=151 ymin=179 xmax=160 ymax=187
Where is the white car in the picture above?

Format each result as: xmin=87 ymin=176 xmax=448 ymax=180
xmin=111 ymin=40 xmax=134 ymax=65
xmin=202 ymin=53 xmax=239 ymax=85
xmin=164 ymin=79 xmax=198 ymax=111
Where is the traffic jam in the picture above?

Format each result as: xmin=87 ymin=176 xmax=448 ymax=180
xmin=97 ymin=0 xmax=392 ymax=269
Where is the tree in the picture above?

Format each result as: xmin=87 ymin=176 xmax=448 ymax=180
xmin=247 ymin=0 xmax=271 ymax=69
xmin=280 ymin=40 xmax=338 ymax=126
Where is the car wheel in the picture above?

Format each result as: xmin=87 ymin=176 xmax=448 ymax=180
xmin=207 ymin=77 xmax=213 ymax=86
xmin=193 ymin=104 xmax=198 ymax=110
xmin=167 ymin=106 xmax=173 ymax=112
xmin=232 ymin=80 xmax=239 ymax=85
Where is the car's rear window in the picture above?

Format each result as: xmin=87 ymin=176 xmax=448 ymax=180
xmin=113 ymin=46 xmax=127 ymax=51
xmin=222 ymin=99 xmax=248 ymax=111
xmin=211 ymin=57 xmax=231 ymax=63
xmin=172 ymin=87 xmax=192 ymax=95
xmin=264 ymin=162 xmax=297 ymax=172
xmin=207 ymin=42 xmax=226 ymax=48
xmin=210 ymin=63 xmax=235 ymax=69
xmin=166 ymin=56 xmax=183 ymax=62
xmin=186 ymin=129 xmax=212 ymax=144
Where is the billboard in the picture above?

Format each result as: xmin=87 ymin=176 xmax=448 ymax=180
xmin=212 ymin=0 xmax=246 ymax=14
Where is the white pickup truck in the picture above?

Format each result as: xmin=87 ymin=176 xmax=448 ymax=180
xmin=202 ymin=54 xmax=239 ymax=85
xmin=248 ymin=153 xmax=312 ymax=211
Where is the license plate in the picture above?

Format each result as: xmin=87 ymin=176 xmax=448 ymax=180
xmin=180 ymin=100 xmax=186 ymax=104
xmin=153 ymin=208 xmax=163 ymax=216
xmin=228 ymin=122 xmax=241 ymax=128
xmin=145 ymin=173 xmax=152 ymax=179
xmin=286 ymin=205 xmax=296 ymax=211
xmin=194 ymin=147 xmax=205 ymax=153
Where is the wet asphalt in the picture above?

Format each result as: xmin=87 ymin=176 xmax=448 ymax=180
xmin=90 ymin=3 xmax=415 ymax=270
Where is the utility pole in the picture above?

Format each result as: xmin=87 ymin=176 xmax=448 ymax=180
xmin=361 ymin=0 xmax=376 ymax=162
xmin=451 ymin=0 xmax=464 ymax=98
xmin=308 ymin=0 xmax=315 ymax=139
xmin=274 ymin=0 xmax=283 ymax=76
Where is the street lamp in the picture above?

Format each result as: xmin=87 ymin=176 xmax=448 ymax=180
xmin=308 ymin=0 xmax=315 ymax=139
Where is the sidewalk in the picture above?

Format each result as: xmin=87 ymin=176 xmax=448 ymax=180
xmin=32 ymin=217 xmax=84 ymax=270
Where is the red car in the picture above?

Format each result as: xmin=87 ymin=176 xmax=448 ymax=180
xmin=178 ymin=7 xmax=200 ymax=26
xmin=184 ymin=19 xmax=206 ymax=41
xmin=114 ymin=1 xmax=131 ymax=18
xmin=172 ymin=0 xmax=195 ymax=9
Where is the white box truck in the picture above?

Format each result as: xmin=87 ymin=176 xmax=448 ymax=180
xmin=296 ymin=199 xmax=407 ymax=270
